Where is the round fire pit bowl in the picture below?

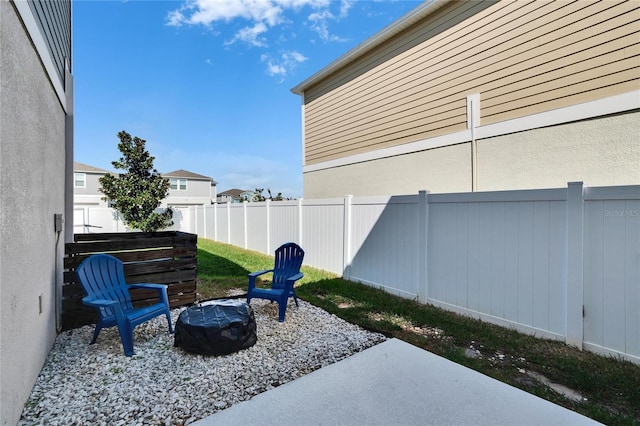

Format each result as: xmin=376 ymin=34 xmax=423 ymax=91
xmin=174 ymin=299 xmax=257 ymax=356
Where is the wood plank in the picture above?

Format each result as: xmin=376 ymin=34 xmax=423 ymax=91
xmin=123 ymin=258 xmax=196 ymax=276
xmin=62 ymin=231 xmax=198 ymax=329
xmin=125 ymin=269 xmax=197 ymax=284
xmin=64 ymin=246 xmax=197 ymax=269
xmin=73 ymin=230 xmax=194 ymax=242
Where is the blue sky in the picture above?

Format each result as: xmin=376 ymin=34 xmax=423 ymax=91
xmin=73 ymin=0 xmax=422 ymax=198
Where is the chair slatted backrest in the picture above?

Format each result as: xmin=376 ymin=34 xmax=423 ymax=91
xmin=76 ymin=254 xmax=134 ymax=317
xmin=272 ymin=243 xmax=304 ymax=290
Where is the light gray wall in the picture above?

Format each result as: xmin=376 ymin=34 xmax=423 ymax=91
xmin=165 ymin=179 xmax=213 ymax=206
xmin=476 ymin=111 xmax=640 ymax=191
xmin=74 ymin=172 xmax=108 ymax=207
xmin=304 ymin=142 xmax=472 ymax=198
xmin=74 ymin=171 xmax=105 ymax=195
xmin=303 ymin=110 xmax=640 ymax=198
xmin=0 ymin=2 xmax=68 ymax=424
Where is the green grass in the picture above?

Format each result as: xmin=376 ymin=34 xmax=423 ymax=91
xmin=195 ymin=238 xmax=335 ymax=299
xmin=196 ymin=238 xmax=640 ymax=425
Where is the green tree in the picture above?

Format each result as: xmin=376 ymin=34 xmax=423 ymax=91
xmin=99 ymin=131 xmax=173 ymax=232
xmin=252 ymin=187 xmax=287 ymax=202
xmin=252 ymin=188 xmax=266 ymax=202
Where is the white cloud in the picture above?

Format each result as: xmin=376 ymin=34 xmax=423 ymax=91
xmin=261 ymin=50 xmax=308 ymax=77
xmin=307 ymin=0 xmax=351 ymax=42
xmin=226 ymin=22 xmax=269 ymax=47
xmin=167 ymin=0 xmax=348 ymax=45
xmin=167 ymin=0 xmax=347 ymax=80
xmin=339 ymin=0 xmax=354 ymax=18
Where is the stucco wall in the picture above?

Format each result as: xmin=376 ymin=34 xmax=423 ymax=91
xmin=477 ymin=111 xmax=640 ymax=191
xmin=0 ymin=2 xmax=66 ymax=424
xmin=164 ymin=179 xmax=214 ymax=206
xmin=304 ymin=142 xmax=472 ymax=198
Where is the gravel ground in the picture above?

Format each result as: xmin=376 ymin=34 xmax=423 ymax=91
xmin=19 ymin=299 xmax=386 ymax=425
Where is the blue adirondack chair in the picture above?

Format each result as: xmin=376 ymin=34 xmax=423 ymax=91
xmin=76 ymin=253 xmax=174 ymax=356
xmin=246 ymin=242 xmax=305 ymax=322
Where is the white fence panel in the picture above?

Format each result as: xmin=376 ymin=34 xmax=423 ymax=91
xmin=84 ymin=207 xmax=125 ymax=233
xmin=349 ymin=195 xmax=420 ymax=299
xmin=202 ymin=205 xmax=216 ymax=240
xmin=246 ymin=202 xmax=268 ymax=254
xmin=228 ymin=204 xmax=246 ymax=248
xmin=301 ymin=198 xmax=345 ymax=275
xmin=583 ymin=186 xmax=640 ymax=359
xmin=270 ymin=200 xmax=301 ymax=251
xmin=214 ymin=204 xmax=229 ymax=243
xmin=70 ymin=183 xmax=640 ymax=363
xmin=194 ymin=206 xmax=205 ymax=236
xmin=165 ymin=207 xmax=191 ymax=233
xmin=427 ymin=189 xmax=567 ymax=340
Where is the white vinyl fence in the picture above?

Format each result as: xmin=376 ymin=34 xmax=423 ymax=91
xmin=75 ymin=182 xmax=640 ymax=363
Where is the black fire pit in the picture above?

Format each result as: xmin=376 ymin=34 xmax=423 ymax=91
xmin=174 ymin=299 xmax=257 ymax=356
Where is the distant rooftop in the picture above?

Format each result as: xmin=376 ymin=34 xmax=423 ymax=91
xmin=165 ymin=169 xmax=216 ymax=184
xmin=74 ymin=161 xmax=109 ymax=173
xmin=218 ymin=189 xmax=253 ymax=198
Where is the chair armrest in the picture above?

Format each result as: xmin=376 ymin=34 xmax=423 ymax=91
xmin=248 ymin=269 xmax=274 ymax=290
xmin=284 ymin=272 xmax=304 ymax=289
xmin=82 ymin=297 xmax=127 ymax=322
xmin=82 ymin=297 xmax=118 ymax=308
xmin=286 ymin=272 xmax=304 ymax=283
xmin=128 ymin=283 xmax=170 ymax=306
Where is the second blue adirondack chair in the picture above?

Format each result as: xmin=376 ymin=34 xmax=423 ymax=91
xmin=246 ymin=242 xmax=305 ymax=322
xmin=76 ymin=253 xmax=174 ymax=356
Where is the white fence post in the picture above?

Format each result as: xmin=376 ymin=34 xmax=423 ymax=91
xmin=243 ymin=201 xmax=248 ymax=249
xmin=214 ymin=204 xmax=218 ymax=241
xmin=266 ymin=199 xmax=271 ymax=254
xmin=202 ymin=205 xmax=207 ymax=238
xmin=193 ymin=206 xmax=198 ymax=235
xmin=298 ymin=198 xmax=303 ymax=246
xmin=566 ymin=181 xmax=585 ymax=348
xmin=418 ymin=190 xmax=429 ymax=302
xmin=343 ymin=194 xmax=353 ymax=280
xmin=226 ymin=202 xmax=231 ymax=244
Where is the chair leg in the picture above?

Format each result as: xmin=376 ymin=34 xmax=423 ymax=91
xmin=116 ymin=322 xmax=135 ymax=357
xmin=292 ymin=290 xmax=299 ymax=307
xmin=277 ymin=298 xmax=288 ymax=322
xmin=90 ymin=323 xmax=103 ymax=344
xmin=165 ymin=310 xmax=174 ymax=334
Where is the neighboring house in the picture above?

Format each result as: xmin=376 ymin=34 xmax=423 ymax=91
xmin=74 ymin=162 xmax=110 ymax=207
xmin=217 ymin=188 xmax=256 ymax=203
xmin=292 ymin=0 xmax=640 ymax=198
xmin=1 ymin=1 xmax=73 ymax=425
xmin=163 ymin=169 xmax=217 ymax=207
xmin=73 ymin=163 xmax=217 ymax=208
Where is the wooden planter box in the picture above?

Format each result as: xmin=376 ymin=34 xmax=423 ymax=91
xmin=63 ymin=231 xmax=197 ymax=330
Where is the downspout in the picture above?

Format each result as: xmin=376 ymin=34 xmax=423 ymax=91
xmin=60 ymin=58 xmax=74 ymax=333
xmin=467 ymin=94 xmax=480 ymax=192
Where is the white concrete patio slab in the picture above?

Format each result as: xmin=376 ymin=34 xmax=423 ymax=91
xmin=194 ymin=338 xmax=600 ymax=425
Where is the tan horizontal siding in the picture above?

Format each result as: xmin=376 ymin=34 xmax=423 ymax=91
xmin=306 ymin=114 xmax=468 ymax=163
xmin=304 ymin=0 xmax=497 ymax=163
xmin=304 ymin=1 xmax=503 ymax=136
xmin=303 ymin=0 xmax=640 ymax=165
